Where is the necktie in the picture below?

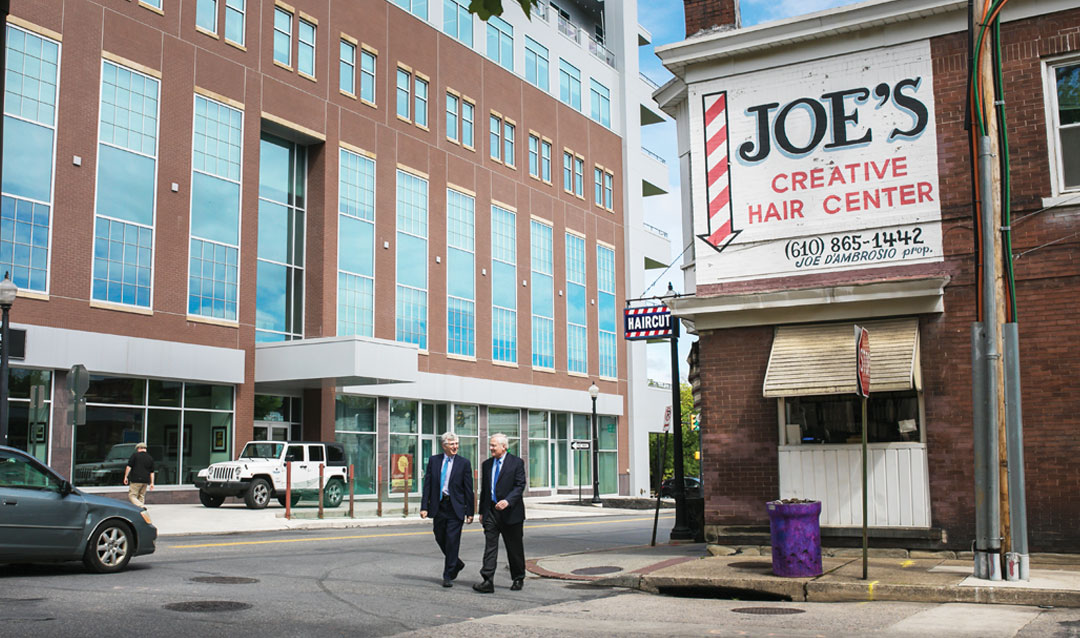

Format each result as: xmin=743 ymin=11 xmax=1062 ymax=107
xmin=491 ymin=457 xmax=501 ymax=503
xmin=441 ymin=456 xmax=451 ymax=496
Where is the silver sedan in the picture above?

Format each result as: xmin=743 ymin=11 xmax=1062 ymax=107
xmin=0 ymin=445 xmax=157 ymax=572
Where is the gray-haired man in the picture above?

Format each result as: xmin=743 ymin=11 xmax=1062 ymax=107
xmin=421 ymin=432 xmax=474 ymax=587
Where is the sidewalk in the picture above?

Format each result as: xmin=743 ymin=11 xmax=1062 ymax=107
xmin=528 ymin=543 xmax=1080 ymax=608
xmin=146 ymin=495 xmax=643 ymax=537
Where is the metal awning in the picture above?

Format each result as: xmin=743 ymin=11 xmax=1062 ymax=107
xmin=763 ymin=318 xmax=920 ymax=398
xmin=254 ymin=336 xmax=418 ymax=394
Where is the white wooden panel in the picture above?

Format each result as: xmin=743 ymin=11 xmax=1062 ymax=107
xmin=911 ymin=448 xmax=930 ymax=526
xmin=898 ymin=448 xmax=913 ymax=526
xmin=872 ymin=449 xmax=889 ymax=527
xmin=824 ymin=452 xmax=840 ymax=524
xmin=885 ymin=449 xmax=900 ymax=524
xmin=837 ymin=449 xmax=854 ymax=525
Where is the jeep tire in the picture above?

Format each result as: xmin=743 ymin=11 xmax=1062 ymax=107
xmin=324 ymin=478 xmax=345 ymax=508
xmin=244 ymin=478 xmax=271 ymax=509
xmin=277 ymin=493 xmax=301 ymax=507
xmin=199 ymin=490 xmax=225 ymax=508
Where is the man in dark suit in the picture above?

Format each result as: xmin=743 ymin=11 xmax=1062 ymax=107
xmin=420 ymin=432 xmax=474 ymax=587
xmin=473 ymin=432 xmax=527 ymax=593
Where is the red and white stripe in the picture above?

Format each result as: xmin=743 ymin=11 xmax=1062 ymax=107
xmin=704 ymin=92 xmax=733 ymax=247
xmin=625 ymin=306 xmax=666 ymax=315
xmin=626 ymin=329 xmax=667 ymax=338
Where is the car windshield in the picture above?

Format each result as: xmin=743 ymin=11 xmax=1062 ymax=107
xmin=240 ymin=443 xmax=284 ymax=459
xmin=105 ymin=445 xmax=135 ymax=461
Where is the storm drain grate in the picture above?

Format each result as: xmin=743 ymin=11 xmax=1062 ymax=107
xmin=164 ymin=601 xmax=253 ymax=613
xmin=571 ymin=566 xmax=623 ymax=576
xmin=732 ymin=607 xmax=805 ymax=615
xmin=727 ymin=561 xmax=774 ymax=570
xmin=190 ymin=576 xmax=260 ymax=585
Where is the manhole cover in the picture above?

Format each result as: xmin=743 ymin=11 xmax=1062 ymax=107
xmin=727 ymin=561 xmax=773 ymax=570
xmin=732 ymin=607 xmax=805 ymax=615
xmin=190 ymin=576 xmax=260 ymax=585
xmin=571 ymin=566 xmax=623 ymax=576
xmin=164 ymin=601 xmax=253 ymax=613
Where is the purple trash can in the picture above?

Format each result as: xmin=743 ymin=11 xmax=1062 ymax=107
xmin=766 ymin=500 xmax=823 ymax=578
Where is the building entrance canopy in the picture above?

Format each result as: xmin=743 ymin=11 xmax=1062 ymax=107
xmin=254 ymin=336 xmax=418 ymax=394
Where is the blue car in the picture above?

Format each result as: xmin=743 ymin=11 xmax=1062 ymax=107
xmin=0 ymin=445 xmax=157 ymax=573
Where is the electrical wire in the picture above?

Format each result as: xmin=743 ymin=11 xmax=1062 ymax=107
xmin=641 ymin=239 xmax=695 ymax=298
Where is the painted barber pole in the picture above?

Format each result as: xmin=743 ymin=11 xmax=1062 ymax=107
xmin=699 ymin=91 xmax=741 ymax=253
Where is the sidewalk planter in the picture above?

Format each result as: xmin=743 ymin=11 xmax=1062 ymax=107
xmin=766 ymin=500 xmax=823 ymax=578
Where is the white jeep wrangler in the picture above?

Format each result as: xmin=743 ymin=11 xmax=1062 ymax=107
xmin=194 ymin=441 xmax=349 ymax=509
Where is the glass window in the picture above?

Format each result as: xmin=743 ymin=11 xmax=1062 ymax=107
xmin=189 ymin=95 xmax=242 ymax=321
xmin=93 ymin=62 xmax=159 ymax=308
xmin=225 ymin=0 xmax=245 ymax=45
xmin=196 ymin=0 xmax=217 ymax=32
xmin=1051 ymin=61 xmax=1080 ymax=191
xmin=590 ymin=79 xmax=611 ymax=127
xmin=597 ymin=244 xmax=617 ymax=378
xmin=392 ymin=0 xmax=428 ymax=21
xmin=340 ymin=40 xmax=356 ymax=94
xmin=338 ymin=148 xmax=376 ymax=337
xmin=604 ymin=171 xmax=614 ymax=210
xmin=488 ymin=407 xmax=520 ymax=456
xmin=503 ymin=121 xmax=515 ymax=167
xmin=273 ymin=7 xmax=292 ymax=66
xmin=1 ymin=26 xmax=59 ymax=293
xmin=489 ymin=114 xmax=501 ymax=161
xmin=446 ymin=92 xmax=459 ymax=142
xmin=525 ymin=37 xmax=549 ymax=91
xmin=462 ymin=100 xmax=474 ymax=147
xmin=453 ymin=404 xmax=479 ymax=468
xmin=572 ymin=413 xmax=591 ymax=484
xmin=566 ymin=233 xmax=587 ymax=374
xmin=396 ymin=170 xmax=428 ymax=349
xmin=598 ymin=415 xmax=617 ymax=494
xmin=0 ymin=448 xmax=61 ymax=491
xmin=527 ymin=410 xmax=548 ymax=488
xmin=528 ymin=134 xmax=539 ymax=178
xmin=396 ymin=68 xmax=411 ymax=120
xmin=256 ymin=134 xmax=306 ymax=342
xmin=491 ymin=205 xmax=517 ymax=363
xmin=574 ymin=156 xmax=584 ymax=197
xmin=541 ymin=140 xmax=551 ymax=182
xmin=594 ymin=167 xmax=603 ymax=206
xmin=298 ymin=19 xmax=316 ymax=77
xmin=414 ymin=77 xmax=428 ymax=128
xmin=784 ymin=393 xmax=921 ymax=445
xmin=142 ymin=0 xmax=163 ymax=9
xmin=559 ymin=59 xmax=581 ymax=110
xmin=486 ymin=15 xmax=513 ymax=71
xmin=562 ymin=151 xmax=573 ymax=192
xmin=530 ymin=220 xmax=554 ymax=369
xmin=447 ymin=189 xmax=475 ymax=357
xmin=360 ymin=49 xmax=376 ymax=103
xmin=443 ymin=0 xmax=473 ymax=46
xmin=336 ymin=394 xmax=377 ymax=495
xmin=4 ymin=368 xmax=53 ymax=463
xmin=389 ymin=398 xmax=419 ymax=493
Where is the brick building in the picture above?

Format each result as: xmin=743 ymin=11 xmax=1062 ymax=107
xmin=1 ymin=0 xmax=673 ymax=502
xmin=656 ymin=0 xmax=1080 ymax=551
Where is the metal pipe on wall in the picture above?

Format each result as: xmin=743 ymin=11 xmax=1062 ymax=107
xmin=1004 ymin=323 xmax=1028 ymax=580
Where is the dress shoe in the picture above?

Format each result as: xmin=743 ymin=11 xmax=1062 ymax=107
xmin=510 ymin=579 xmax=524 ymax=591
xmin=472 ymin=579 xmax=494 ymax=593
xmin=442 ymin=579 xmax=453 ymax=588
xmin=450 ymin=561 xmax=465 ymax=580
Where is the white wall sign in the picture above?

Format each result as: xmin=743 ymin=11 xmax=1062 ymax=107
xmin=689 ymin=41 xmax=943 ymax=284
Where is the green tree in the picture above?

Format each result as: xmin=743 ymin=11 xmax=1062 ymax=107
xmin=468 ymin=0 xmax=538 ymax=20
xmin=648 ymin=382 xmax=700 ymax=493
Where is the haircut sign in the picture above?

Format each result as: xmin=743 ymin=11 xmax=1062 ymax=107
xmin=690 ymin=41 xmax=943 ymax=284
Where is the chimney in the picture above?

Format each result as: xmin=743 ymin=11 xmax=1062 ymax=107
xmin=683 ymin=0 xmax=740 ymax=37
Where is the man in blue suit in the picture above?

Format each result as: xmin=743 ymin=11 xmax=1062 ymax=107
xmin=420 ymin=432 xmax=474 ymax=587
xmin=473 ymin=432 xmax=527 ymax=593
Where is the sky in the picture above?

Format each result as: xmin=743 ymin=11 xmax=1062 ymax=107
xmin=635 ymin=0 xmax=866 ymax=383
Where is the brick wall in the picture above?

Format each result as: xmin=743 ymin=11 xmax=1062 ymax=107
xmin=696 ymin=6 xmax=1080 ymax=551
xmin=683 ymin=0 xmax=738 ymax=37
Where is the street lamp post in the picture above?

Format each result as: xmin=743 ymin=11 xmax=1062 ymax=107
xmin=0 ymin=273 xmax=17 ymax=446
xmin=588 ymin=382 xmax=601 ymax=504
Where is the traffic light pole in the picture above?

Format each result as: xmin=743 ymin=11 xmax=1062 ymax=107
xmin=669 ymin=318 xmax=692 ymax=540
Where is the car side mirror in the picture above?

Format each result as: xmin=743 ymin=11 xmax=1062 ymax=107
xmin=59 ymin=480 xmax=73 ymax=496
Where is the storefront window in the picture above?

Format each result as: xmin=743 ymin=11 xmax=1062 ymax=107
xmin=253 ymin=394 xmax=302 ymax=441
xmin=598 ymin=415 xmax=617 ymax=494
xmin=72 ymin=375 xmax=235 ymax=487
xmin=454 ymin=404 xmax=479 ymax=469
xmin=572 ymin=413 xmax=591 ymax=485
xmin=527 ymin=410 xmax=548 ymax=488
xmin=335 ymin=394 xmax=376 ymax=495
xmin=783 ymin=392 xmax=921 ymax=445
xmin=6 ymin=368 xmax=52 ymax=463
xmin=488 ymin=407 xmax=520 ymax=456
xmin=389 ymin=399 xmax=418 ymax=492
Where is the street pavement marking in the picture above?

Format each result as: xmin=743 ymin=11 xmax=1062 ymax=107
xmin=170 ymin=516 xmax=672 ymax=549
xmin=867 ymin=579 xmax=879 ymax=600
xmin=900 ymin=559 xmax=914 ymax=568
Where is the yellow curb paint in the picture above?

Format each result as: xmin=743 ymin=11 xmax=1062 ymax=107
xmin=867 ymin=580 xmax=880 ymax=600
xmin=900 ymin=560 xmax=914 ymax=568
xmin=171 ymin=516 xmax=670 ymax=549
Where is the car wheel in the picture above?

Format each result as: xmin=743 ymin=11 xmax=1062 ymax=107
xmin=276 ymin=493 xmax=301 ymax=507
xmin=199 ymin=491 xmax=225 ymax=508
xmin=323 ymin=479 xmax=345 ymax=508
xmin=244 ymin=478 xmax=271 ymax=509
xmin=83 ymin=521 xmax=133 ymax=573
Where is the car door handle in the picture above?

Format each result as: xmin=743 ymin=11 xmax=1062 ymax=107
xmin=2 ymin=498 xmax=16 ymax=505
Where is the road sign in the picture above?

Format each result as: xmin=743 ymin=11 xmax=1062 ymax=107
xmin=0 ymin=328 xmax=26 ymax=359
xmin=663 ymin=405 xmax=672 ymax=432
xmin=624 ymin=305 xmax=672 ymax=340
xmin=570 ymin=440 xmax=591 ymax=451
xmin=855 ymin=326 xmax=870 ymax=397
xmin=67 ymin=364 xmax=89 ymax=395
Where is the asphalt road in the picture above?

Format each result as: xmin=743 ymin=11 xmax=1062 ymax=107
xmin=3 ymin=513 xmax=1080 ymax=638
